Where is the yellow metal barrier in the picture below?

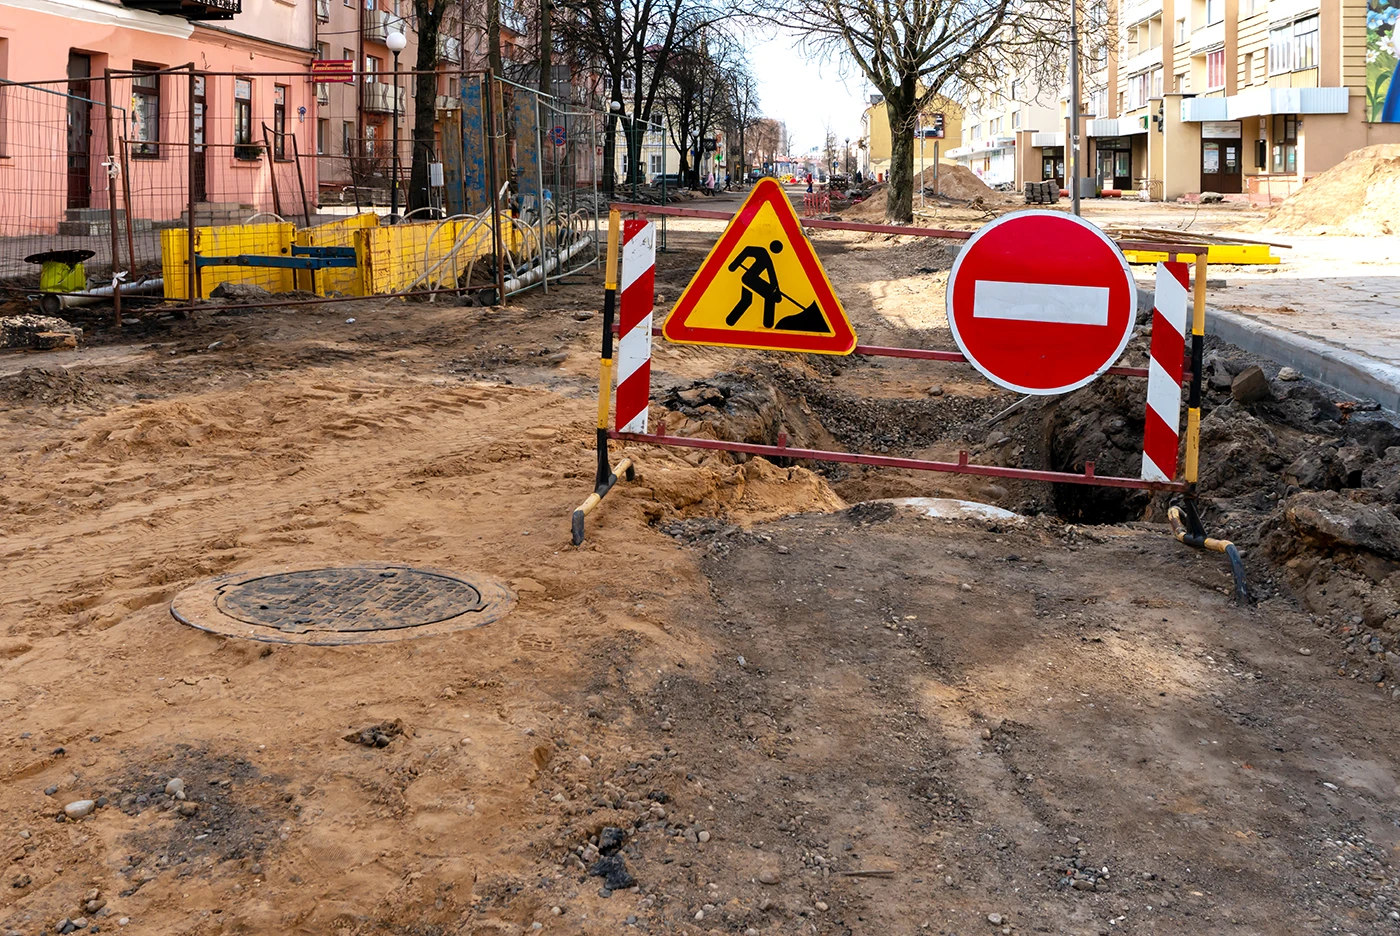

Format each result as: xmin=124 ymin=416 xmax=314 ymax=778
xmin=359 ymin=216 xmax=520 ymax=295
xmin=161 ymin=222 xmax=297 ymax=299
xmin=294 ymin=213 xmax=379 ymax=296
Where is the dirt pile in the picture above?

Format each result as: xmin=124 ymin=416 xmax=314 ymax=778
xmin=1263 ymin=144 xmax=1400 ymax=235
xmin=919 ymin=162 xmax=997 ymax=201
xmin=844 ymin=164 xmax=1001 ymax=219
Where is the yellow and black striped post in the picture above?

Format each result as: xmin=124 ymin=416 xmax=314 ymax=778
xmin=572 ymin=210 xmax=635 ymax=546
xmin=595 ymin=209 xmax=622 ymax=487
xmin=1171 ymin=252 xmax=1249 ymax=603
xmin=1184 ymin=251 xmax=1206 ymax=489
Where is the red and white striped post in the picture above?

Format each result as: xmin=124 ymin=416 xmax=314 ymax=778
xmin=1142 ymin=260 xmax=1190 ymax=482
xmin=614 ymin=219 xmax=655 ymax=434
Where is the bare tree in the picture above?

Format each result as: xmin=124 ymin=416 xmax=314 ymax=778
xmin=554 ymin=0 xmax=686 ymax=191
xmin=775 ymin=0 xmax=1083 ymax=222
xmin=659 ymin=24 xmax=740 ymax=187
xmin=408 ymin=0 xmax=452 ymax=214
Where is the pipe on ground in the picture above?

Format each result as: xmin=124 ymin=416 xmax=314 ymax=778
xmin=39 ymin=278 xmax=165 ymax=315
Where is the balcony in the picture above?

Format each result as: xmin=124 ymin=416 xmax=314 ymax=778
xmin=437 ymin=34 xmax=461 ymax=64
xmin=1121 ymin=0 xmax=1162 ymax=27
xmin=435 ymin=94 xmax=460 ymax=111
xmin=500 ymin=0 xmax=527 ymax=33
xmin=316 ymin=0 xmax=329 ymax=20
xmin=363 ymin=80 xmax=406 ymax=114
xmin=120 ymin=0 xmax=238 ymax=20
xmin=1190 ymin=20 xmax=1226 ymax=54
xmin=1120 ymin=45 xmax=1164 ymax=78
xmin=363 ymin=9 xmax=401 ymax=43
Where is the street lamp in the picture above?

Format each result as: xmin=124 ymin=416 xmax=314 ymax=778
xmin=385 ymin=29 xmax=407 ymax=222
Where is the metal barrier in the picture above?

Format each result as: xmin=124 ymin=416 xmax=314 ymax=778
xmin=572 ymin=203 xmax=1249 ymax=603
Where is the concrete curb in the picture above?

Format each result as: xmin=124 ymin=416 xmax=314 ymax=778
xmin=1138 ymin=286 xmax=1400 ymax=415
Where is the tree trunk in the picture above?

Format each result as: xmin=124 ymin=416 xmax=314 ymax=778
xmin=884 ymin=82 xmax=917 ymax=224
xmin=408 ymin=1 xmax=442 ymax=214
xmin=538 ymin=0 xmax=552 ymax=95
xmin=487 ymin=0 xmax=502 ymax=79
xmin=408 ymin=65 xmax=438 ymax=212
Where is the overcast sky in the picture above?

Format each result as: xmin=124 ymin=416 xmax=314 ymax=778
xmin=746 ymin=29 xmax=869 ymax=155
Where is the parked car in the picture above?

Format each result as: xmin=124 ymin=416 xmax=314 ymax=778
xmin=652 ymin=173 xmax=683 ymax=188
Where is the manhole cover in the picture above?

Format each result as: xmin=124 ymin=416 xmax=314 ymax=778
xmin=170 ymin=563 xmax=515 ymax=645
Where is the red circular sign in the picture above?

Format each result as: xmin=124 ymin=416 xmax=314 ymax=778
xmin=946 ymin=211 xmax=1136 ymax=395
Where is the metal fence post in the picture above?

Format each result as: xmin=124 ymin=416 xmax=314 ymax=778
xmin=186 ymin=67 xmax=197 ymax=301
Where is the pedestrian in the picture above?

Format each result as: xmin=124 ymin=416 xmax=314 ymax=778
xmin=806 ymin=173 xmax=813 ymax=193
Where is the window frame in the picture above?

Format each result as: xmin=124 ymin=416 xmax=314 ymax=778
xmin=1205 ymin=48 xmax=1226 ymax=90
xmin=233 ymin=76 xmax=259 ymax=161
xmin=130 ymin=64 xmax=162 ymax=158
xmin=273 ymin=84 xmax=287 ymax=160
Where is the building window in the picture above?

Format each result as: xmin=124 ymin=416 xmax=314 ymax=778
xmin=1151 ymin=67 xmax=1163 ymax=98
xmin=1270 ymin=16 xmax=1319 ymax=74
xmin=273 ymin=85 xmax=287 ymax=159
xmin=1206 ymin=49 xmax=1226 ymax=89
xmin=1244 ymin=51 xmax=1255 ymax=84
xmin=130 ymin=65 xmax=161 ymax=158
xmin=1011 ymin=110 xmax=1020 ymax=129
xmin=343 ymin=48 xmax=355 ymax=83
xmin=989 ymin=117 xmax=1001 ymax=135
xmin=649 ymin=154 xmax=663 ymax=175
xmin=1272 ymin=114 xmax=1297 ymax=173
xmin=1127 ymin=71 xmax=1151 ymax=110
xmin=342 ymin=120 xmax=353 ymax=156
xmin=317 ymin=42 xmax=329 ymax=60
xmin=1088 ymin=88 xmax=1107 ymax=117
xmin=1176 ymin=17 xmax=1187 ymax=43
xmin=1175 ymin=70 xmax=1188 ymax=92
xmin=365 ymin=55 xmax=382 ymax=83
xmin=971 ymin=123 xmax=981 ymax=139
xmin=1206 ymin=0 xmax=1224 ymax=25
xmin=1010 ymin=80 xmax=1019 ymax=100
xmin=234 ymin=77 xmax=258 ymax=160
xmin=317 ymin=118 xmax=327 ymax=155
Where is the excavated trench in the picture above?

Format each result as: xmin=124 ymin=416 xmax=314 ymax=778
xmin=655 ymin=354 xmax=1156 ymax=525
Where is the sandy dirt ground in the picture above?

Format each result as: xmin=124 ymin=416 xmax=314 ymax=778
xmin=2 ymin=191 xmax=1400 ymax=936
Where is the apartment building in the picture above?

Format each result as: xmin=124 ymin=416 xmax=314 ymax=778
xmin=945 ymin=78 xmax=1060 ymax=188
xmin=0 ymin=0 xmax=316 ymax=231
xmin=858 ymin=93 xmax=963 ymax=181
xmin=1067 ymin=0 xmax=1397 ymax=199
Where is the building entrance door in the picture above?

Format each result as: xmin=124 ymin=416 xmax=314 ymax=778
xmin=1095 ymin=138 xmax=1132 ymax=190
xmin=66 ymin=52 xmax=92 ymax=210
xmin=1200 ymin=121 xmax=1243 ymax=194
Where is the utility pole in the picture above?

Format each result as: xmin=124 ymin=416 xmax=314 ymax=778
xmin=1069 ymin=0 xmax=1082 ymax=216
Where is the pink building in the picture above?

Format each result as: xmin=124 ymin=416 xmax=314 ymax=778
xmin=0 ymin=0 xmax=317 ymax=243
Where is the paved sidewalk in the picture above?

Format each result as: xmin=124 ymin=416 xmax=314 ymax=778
xmin=1201 ymin=233 xmax=1400 ymax=413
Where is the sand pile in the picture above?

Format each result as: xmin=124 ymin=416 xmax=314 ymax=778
xmin=845 ymin=164 xmax=999 ymax=219
xmin=1263 ymin=144 xmax=1400 ymax=235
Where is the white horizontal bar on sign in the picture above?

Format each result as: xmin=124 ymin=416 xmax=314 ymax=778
xmin=972 ymin=280 xmax=1110 ymax=326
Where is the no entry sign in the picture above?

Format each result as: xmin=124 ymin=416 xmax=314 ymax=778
xmin=946 ymin=211 xmax=1136 ymax=395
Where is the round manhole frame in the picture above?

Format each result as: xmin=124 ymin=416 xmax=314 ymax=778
xmin=170 ymin=562 xmax=516 ymax=646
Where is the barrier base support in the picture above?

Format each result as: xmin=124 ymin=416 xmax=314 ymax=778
xmin=1169 ymin=498 xmax=1251 ymax=605
xmin=571 ymin=457 xmax=635 ymax=546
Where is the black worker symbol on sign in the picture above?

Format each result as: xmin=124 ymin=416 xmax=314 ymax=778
xmin=724 ymin=240 xmax=832 ymax=334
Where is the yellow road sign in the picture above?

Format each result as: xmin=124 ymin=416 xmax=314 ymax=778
xmin=662 ymin=178 xmax=856 ymax=354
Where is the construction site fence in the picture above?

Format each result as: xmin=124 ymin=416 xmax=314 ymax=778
xmin=1 ymin=68 xmax=626 ymax=303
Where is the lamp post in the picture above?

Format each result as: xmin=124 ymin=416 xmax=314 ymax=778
xmin=385 ymin=29 xmax=407 ymax=222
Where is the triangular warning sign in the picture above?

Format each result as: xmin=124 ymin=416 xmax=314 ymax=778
xmin=662 ymin=178 xmax=856 ymax=355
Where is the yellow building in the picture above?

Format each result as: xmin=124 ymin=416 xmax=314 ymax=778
xmin=1077 ymin=0 xmax=1400 ymax=200
xmin=858 ymin=94 xmax=963 ymax=181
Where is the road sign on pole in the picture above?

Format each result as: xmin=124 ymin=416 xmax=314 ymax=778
xmin=550 ymin=126 xmax=567 ymax=146
xmin=662 ymin=178 xmax=855 ymax=354
xmin=945 ymin=210 xmax=1136 ymax=395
